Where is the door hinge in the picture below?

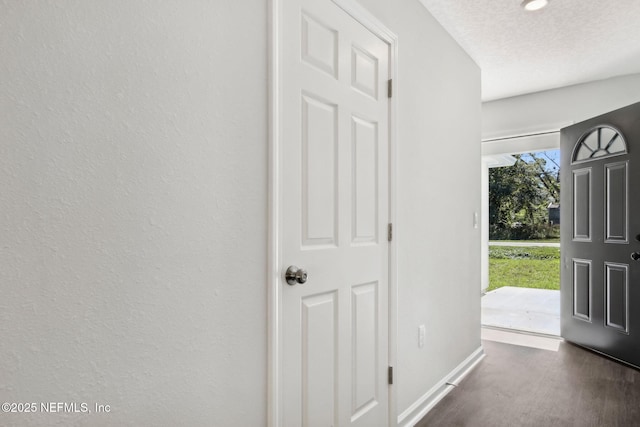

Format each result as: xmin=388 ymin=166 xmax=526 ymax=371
xmin=388 ymin=366 xmax=393 ymax=385
xmin=387 ymin=79 xmax=392 ymax=98
xmin=387 ymin=223 xmax=393 ymax=242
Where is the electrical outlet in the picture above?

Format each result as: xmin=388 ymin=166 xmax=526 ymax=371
xmin=418 ymin=324 xmax=426 ymax=348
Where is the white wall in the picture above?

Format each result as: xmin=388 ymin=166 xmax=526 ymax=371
xmin=0 ymin=1 xmax=267 ymax=426
xmin=361 ymin=1 xmax=482 ymax=423
xmin=1 ymin=1 xmax=481 ymax=425
xmin=483 ymin=73 xmax=640 ymax=140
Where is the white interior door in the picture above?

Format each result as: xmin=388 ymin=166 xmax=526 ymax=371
xmin=280 ymin=0 xmax=390 ymax=425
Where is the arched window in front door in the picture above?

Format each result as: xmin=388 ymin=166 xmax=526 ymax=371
xmin=572 ymin=126 xmax=627 ymax=164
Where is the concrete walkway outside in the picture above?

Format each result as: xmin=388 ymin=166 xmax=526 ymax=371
xmin=482 ymin=286 xmax=560 ymax=336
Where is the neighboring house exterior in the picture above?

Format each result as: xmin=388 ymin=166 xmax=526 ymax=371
xmin=548 ymin=203 xmax=560 ymax=225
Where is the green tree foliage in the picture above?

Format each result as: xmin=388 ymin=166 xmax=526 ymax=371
xmin=489 ymin=152 xmax=560 ymax=240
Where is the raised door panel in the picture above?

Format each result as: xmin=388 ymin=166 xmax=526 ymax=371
xmin=605 ymin=161 xmax=628 ymax=243
xmin=351 ymin=45 xmax=378 ymax=99
xmin=301 ymin=13 xmax=338 ymax=78
xmin=302 ymin=292 xmax=338 ymax=427
xmin=351 ymin=282 xmax=378 ymax=422
xmin=605 ymin=263 xmax=629 ymax=334
xmin=573 ymin=168 xmax=592 ymax=241
xmin=573 ymin=259 xmax=592 ymax=322
xmin=351 ymin=116 xmax=378 ymax=245
xmin=301 ymin=94 xmax=338 ymax=247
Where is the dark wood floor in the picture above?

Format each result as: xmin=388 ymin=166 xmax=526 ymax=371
xmin=417 ymin=339 xmax=640 ymax=427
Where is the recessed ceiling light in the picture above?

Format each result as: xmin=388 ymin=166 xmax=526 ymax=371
xmin=522 ymin=0 xmax=549 ymax=11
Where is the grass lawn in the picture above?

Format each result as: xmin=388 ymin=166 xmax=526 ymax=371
xmin=488 ymin=246 xmax=560 ymax=292
xmin=490 ymin=239 xmax=560 ymax=244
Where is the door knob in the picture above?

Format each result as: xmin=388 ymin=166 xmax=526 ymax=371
xmin=285 ymin=266 xmax=308 ymax=285
xmin=631 ymin=252 xmax=640 ymax=261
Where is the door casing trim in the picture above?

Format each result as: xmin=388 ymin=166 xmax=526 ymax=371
xmin=268 ymin=1 xmax=399 ymax=425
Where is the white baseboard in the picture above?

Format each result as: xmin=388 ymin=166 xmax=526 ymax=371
xmin=397 ymin=346 xmax=485 ymax=427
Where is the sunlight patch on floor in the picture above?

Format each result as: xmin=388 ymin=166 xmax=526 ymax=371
xmin=482 ymin=327 xmax=561 ymax=352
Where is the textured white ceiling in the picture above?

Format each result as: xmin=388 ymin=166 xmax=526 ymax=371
xmin=419 ymin=0 xmax=640 ymax=100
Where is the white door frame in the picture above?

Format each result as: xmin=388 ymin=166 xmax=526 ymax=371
xmin=268 ymin=1 xmax=399 ymax=425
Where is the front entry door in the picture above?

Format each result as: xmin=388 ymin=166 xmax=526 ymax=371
xmin=560 ymin=101 xmax=640 ymax=367
xmin=280 ymin=0 xmax=391 ymax=426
